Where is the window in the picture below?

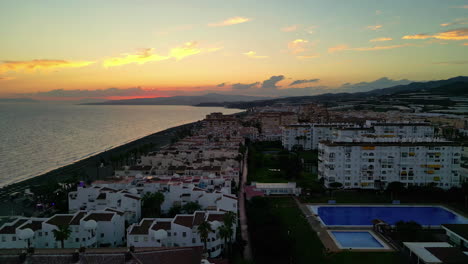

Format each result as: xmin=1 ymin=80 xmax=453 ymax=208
xmin=144 ymin=237 xmax=148 ymax=242
xmin=100 ymin=233 xmax=104 ymax=238
xmin=12 ymin=236 xmax=16 ymax=241
xmin=75 ymin=238 xmax=79 ymax=242
xmin=134 ymin=237 xmax=139 ymax=242
xmin=182 ymin=232 xmax=187 ymax=237
xmin=192 ymin=238 xmax=196 ymax=243
xmin=1 ymin=236 xmax=5 ymax=242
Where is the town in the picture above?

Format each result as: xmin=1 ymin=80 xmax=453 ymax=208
xmin=0 ymin=105 xmax=468 ymax=264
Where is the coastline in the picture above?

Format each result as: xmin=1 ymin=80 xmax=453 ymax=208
xmin=0 ymin=121 xmax=197 ymax=206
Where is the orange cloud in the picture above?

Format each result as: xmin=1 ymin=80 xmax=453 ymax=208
xmin=281 ymin=25 xmax=299 ymax=32
xmin=288 ymin=39 xmax=310 ymax=54
xmin=367 ymin=25 xmax=383 ymax=30
xmin=403 ymin=28 xmax=468 ymax=40
xmin=0 ymin=76 xmax=15 ymax=81
xmin=370 ymin=37 xmax=392 ymax=42
xmin=328 ymin=44 xmax=349 ymax=53
xmin=464 ymin=43 xmax=468 ymax=46
xmin=103 ymin=48 xmax=169 ymax=67
xmin=103 ymin=42 xmax=222 ymax=67
xmin=243 ymin=51 xmax=268 ymax=59
xmin=0 ymin=59 xmax=94 ymax=74
xmin=208 ymin=16 xmax=251 ymax=27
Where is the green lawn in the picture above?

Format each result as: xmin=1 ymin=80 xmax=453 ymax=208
xmin=248 ymin=197 xmax=403 ymax=264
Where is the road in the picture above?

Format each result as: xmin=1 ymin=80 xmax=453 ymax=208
xmin=239 ymin=149 xmax=252 ymax=260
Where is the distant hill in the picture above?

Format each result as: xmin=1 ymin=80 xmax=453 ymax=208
xmin=201 ymin=76 xmax=468 ymax=109
xmin=0 ymin=98 xmax=38 ymax=103
xmin=82 ymin=93 xmax=272 ymax=106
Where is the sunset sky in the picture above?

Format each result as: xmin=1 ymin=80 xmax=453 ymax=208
xmin=0 ymin=0 xmax=467 ymax=100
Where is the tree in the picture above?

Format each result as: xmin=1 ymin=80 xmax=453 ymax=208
xmin=142 ymin=192 xmax=165 ymax=218
xmin=182 ymin=202 xmax=202 ymax=214
xmin=386 ymin=181 xmax=406 ymax=200
xmin=168 ymin=205 xmax=182 ymax=217
xmin=197 ymin=221 xmax=214 ymax=257
xmin=223 ymin=212 xmax=236 ymax=255
xmin=53 ymin=225 xmax=72 ymax=248
xmin=218 ymin=224 xmax=231 ymax=256
xmin=395 ymin=221 xmax=422 ymax=241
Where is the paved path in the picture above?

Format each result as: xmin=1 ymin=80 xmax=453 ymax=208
xmin=293 ymin=198 xmax=340 ymax=252
xmin=239 ymin=150 xmax=252 ymax=260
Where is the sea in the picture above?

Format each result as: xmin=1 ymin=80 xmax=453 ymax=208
xmin=0 ymin=103 xmax=241 ymax=187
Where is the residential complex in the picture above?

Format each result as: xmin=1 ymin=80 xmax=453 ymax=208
xmin=318 ymin=138 xmax=462 ymax=189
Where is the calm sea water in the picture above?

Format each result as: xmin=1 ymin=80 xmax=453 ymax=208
xmin=0 ymin=103 xmax=241 ymax=186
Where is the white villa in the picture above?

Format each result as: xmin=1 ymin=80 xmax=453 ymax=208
xmin=0 ymin=209 xmax=125 ymax=249
xmin=127 ymin=211 xmax=234 ymax=258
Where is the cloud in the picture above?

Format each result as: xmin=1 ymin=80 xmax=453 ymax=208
xmin=288 ymin=39 xmax=310 ymax=54
xmin=0 ymin=76 xmax=15 ymax=81
xmin=231 ymin=82 xmax=259 ymax=90
xmin=339 ymin=77 xmax=413 ymax=92
xmin=328 ymin=44 xmax=349 ymax=53
xmin=281 ymin=25 xmax=299 ymax=32
xmin=217 ymin=83 xmax=226 ymax=87
xmin=432 ymin=60 xmax=468 ymax=65
xmin=370 ymin=37 xmax=393 ymax=42
xmin=367 ymin=25 xmax=383 ymax=30
xmin=103 ymin=42 xmax=222 ymax=67
xmin=243 ymin=51 xmax=268 ymax=59
xmin=290 ymin=79 xmax=320 ymax=86
xmin=22 ymin=87 xmax=173 ymax=99
xmin=375 ymin=10 xmax=382 ymax=15
xmin=440 ymin=18 xmax=468 ymax=27
xmin=329 ymin=43 xmax=416 ymax=53
xmin=262 ymin=75 xmax=284 ymax=89
xmin=296 ymin=54 xmax=320 ymax=59
xmin=352 ymin=43 xmax=416 ymax=51
xmin=464 ymin=43 xmax=468 ymax=46
xmin=208 ymin=16 xmax=251 ymax=27
xmin=0 ymin=59 xmax=94 ymax=74
xmin=403 ymin=28 xmax=468 ymax=40
xmin=103 ymin=48 xmax=169 ymax=67
xmin=453 ymin=5 xmax=468 ymax=9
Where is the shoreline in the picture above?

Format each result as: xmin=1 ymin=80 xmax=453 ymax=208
xmin=0 ymin=121 xmax=198 ymax=201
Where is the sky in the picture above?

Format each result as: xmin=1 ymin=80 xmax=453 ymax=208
xmin=0 ymin=0 xmax=467 ymax=100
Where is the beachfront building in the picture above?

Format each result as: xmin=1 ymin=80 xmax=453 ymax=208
xmin=0 ymin=209 xmax=125 ymax=249
xmin=318 ymin=138 xmax=462 ymax=190
xmin=250 ymin=182 xmax=301 ymax=196
xmin=127 ymin=211 xmax=234 ymax=258
xmin=68 ymin=186 xmax=141 ymax=224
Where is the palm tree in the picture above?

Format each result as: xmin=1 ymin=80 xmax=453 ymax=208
xmin=218 ymin=224 xmax=231 ymax=256
xmin=223 ymin=212 xmax=236 ymax=253
xmin=197 ymin=221 xmax=213 ymax=257
xmin=182 ymin=201 xmax=202 ymax=214
xmin=53 ymin=225 xmax=72 ymax=248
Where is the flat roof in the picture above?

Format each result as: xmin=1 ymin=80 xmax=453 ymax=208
xmin=403 ymin=242 xmax=452 ymax=264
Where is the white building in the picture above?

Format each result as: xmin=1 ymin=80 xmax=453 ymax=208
xmin=0 ymin=209 xmax=125 ymax=249
xmin=282 ymin=123 xmax=354 ymax=150
xmin=68 ymin=186 xmax=141 ymax=224
xmin=127 ymin=211 xmax=234 ymax=258
xmin=371 ymin=122 xmax=435 ymax=138
xmin=250 ymin=182 xmax=301 ymax=196
xmin=318 ymin=138 xmax=462 ymax=190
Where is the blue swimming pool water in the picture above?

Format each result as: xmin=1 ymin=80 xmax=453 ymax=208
xmin=317 ymin=206 xmax=468 ymax=226
xmin=331 ymin=231 xmax=384 ymax=248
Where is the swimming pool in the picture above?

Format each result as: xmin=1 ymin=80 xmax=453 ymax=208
xmin=311 ymin=205 xmax=468 ymax=226
xmin=329 ymin=231 xmax=387 ymax=249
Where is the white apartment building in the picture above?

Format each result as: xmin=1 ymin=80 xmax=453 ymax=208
xmin=318 ymin=138 xmax=462 ymax=190
xmin=282 ymin=123 xmax=354 ymax=150
xmin=0 ymin=209 xmax=125 ymax=249
xmin=68 ymin=186 xmax=141 ymax=224
xmin=127 ymin=211 xmax=234 ymax=258
xmin=371 ymin=122 xmax=435 ymax=138
xmin=251 ymin=182 xmax=302 ymax=196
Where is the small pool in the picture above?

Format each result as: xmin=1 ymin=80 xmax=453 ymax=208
xmin=311 ymin=205 xmax=468 ymax=226
xmin=330 ymin=231 xmax=386 ymax=249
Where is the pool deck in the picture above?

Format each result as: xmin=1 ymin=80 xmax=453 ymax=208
xmin=295 ymin=199 xmax=395 ymax=252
